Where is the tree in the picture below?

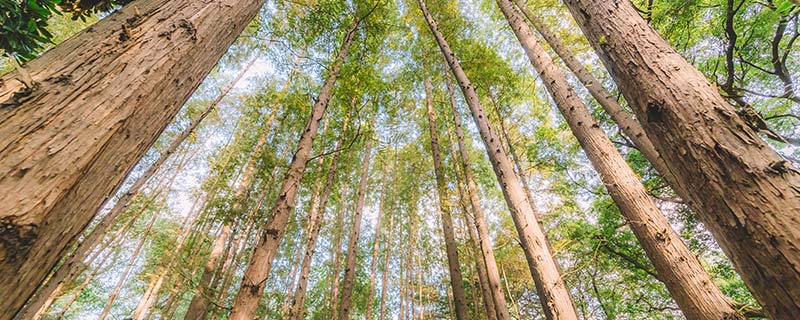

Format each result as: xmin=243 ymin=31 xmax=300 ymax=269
xmin=287 ymin=112 xmax=350 ymax=320
xmin=494 ymin=0 xmax=743 ymax=317
xmin=417 ymin=0 xmax=579 ymax=317
xmin=444 ymin=69 xmax=510 ymax=320
xmin=424 ymin=77 xmax=470 ymax=320
xmin=337 ymin=119 xmax=375 ymax=320
xmin=563 ymin=0 xmax=800 ymax=317
xmin=226 ymin=13 xmax=362 ymax=320
xmin=0 ymin=1 xmax=267 ymax=317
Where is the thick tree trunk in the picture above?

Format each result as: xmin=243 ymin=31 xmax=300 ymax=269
xmin=563 ymin=1 xmax=800 ymax=317
xmin=18 ymin=58 xmax=254 ymax=320
xmin=495 ymin=1 xmax=743 ymax=318
xmin=287 ymin=115 xmax=350 ymax=320
xmin=0 ymin=1 xmax=266 ymax=317
xmin=364 ymin=152 xmax=388 ymax=320
xmin=417 ymin=0 xmax=578 ymax=318
xmin=227 ymin=16 xmax=360 ymax=320
xmin=444 ymin=69 xmax=510 ymax=320
xmin=424 ymin=78 xmax=470 ymax=320
xmin=337 ymin=123 xmax=375 ymax=320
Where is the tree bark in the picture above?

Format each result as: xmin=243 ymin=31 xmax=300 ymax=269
xmin=287 ymin=114 xmax=350 ymax=320
xmin=417 ymin=0 xmax=578 ymax=318
xmin=337 ymin=121 xmax=375 ymax=320
xmin=496 ymin=1 xmax=744 ymax=318
xmin=424 ymin=78 xmax=470 ymax=320
xmin=227 ymin=16 xmax=361 ymax=320
xmin=444 ymin=68 xmax=510 ymax=320
xmin=0 ymin=1 xmax=266 ymax=317
xmin=511 ymin=0 xmax=677 ymax=188
xmin=562 ymin=1 xmax=800 ymax=318
xmin=19 ymin=57 xmax=254 ymax=320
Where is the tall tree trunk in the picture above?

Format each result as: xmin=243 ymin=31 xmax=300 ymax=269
xmin=227 ymin=16 xmax=361 ymax=320
xmin=17 ymin=54 xmax=257 ymax=320
xmin=214 ymin=188 xmax=271 ymax=315
xmin=327 ymin=183 xmax=350 ymax=320
xmin=337 ymin=122 xmax=375 ymax=320
xmin=424 ymin=78 xmax=470 ymax=320
xmin=364 ymin=165 xmax=388 ymax=320
xmin=495 ymin=1 xmax=743 ymax=318
xmin=511 ymin=0 xmax=676 ymax=187
xmin=417 ymin=1 xmax=578 ymax=318
xmin=563 ymin=1 xmax=800 ymax=317
xmin=287 ymin=114 xmax=350 ymax=320
xmin=377 ymin=196 xmax=396 ymax=320
xmin=0 ymin=1 xmax=266 ymax=316
xmin=132 ymin=191 xmax=203 ymax=320
xmin=98 ymin=200 xmax=166 ymax=320
xmin=444 ymin=68 xmax=510 ymax=320
xmin=185 ymin=111 xmax=275 ymax=320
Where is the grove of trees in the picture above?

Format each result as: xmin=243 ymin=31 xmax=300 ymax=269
xmin=0 ymin=0 xmax=798 ymax=319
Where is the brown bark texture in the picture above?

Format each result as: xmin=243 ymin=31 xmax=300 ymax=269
xmin=563 ymin=0 xmax=800 ymax=318
xmin=365 ymin=162 xmax=389 ymax=320
xmin=496 ymin=0 xmax=742 ymax=318
xmin=0 ymin=0 xmax=266 ymax=317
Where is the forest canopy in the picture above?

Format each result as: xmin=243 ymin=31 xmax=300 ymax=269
xmin=0 ymin=0 xmax=798 ymax=319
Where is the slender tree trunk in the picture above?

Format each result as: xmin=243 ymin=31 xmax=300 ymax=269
xmin=500 ymin=264 xmax=521 ymax=319
xmin=563 ymin=1 xmax=800 ymax=317
xmin=327 ymin=182 xmax=350 ymax=320
xmin=424 ymin=78 xmax=470 ymax=320
xmin=418 ymin=1 xmax=577 ymax=318
xmin=214 ymin=188 xmax=270 ymax=315
xmin=185 ymin=112 xmax=275 ymax=320
xmin=496 ymin=1 xmax=743 ymax=318
xmin=364 ymin=167 xmax=388 ymax=320
xmin=287 ymin=114 xmax=350 ymax=320
xmin=377 ymin=198 xmax=396 ymax=320
xmin=132 ymin=192 xmax=202 ymax=320
xmin=444 ymin=69 xmax=510 ymax=320
xmin=227 ymin=16 xmax=361 ymax=320
xmin=18 ymin=56 xmax=256 ymax=320
xmin=98 ymin=200 xmax=166 ymax=320
xmin=0 ymin=1 xmax=266 ymax=316
xmin=337 ymin=122 xmax=375 ymax=320
xmin=511 ymin=0 xmax=676 ymax=187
